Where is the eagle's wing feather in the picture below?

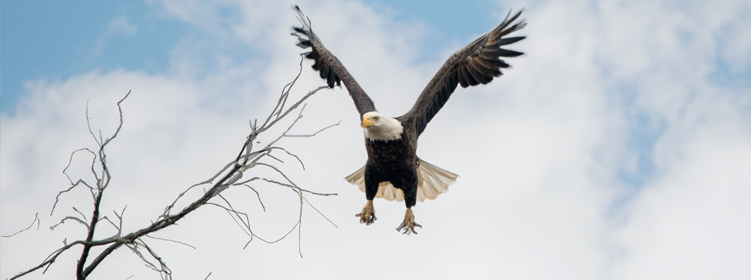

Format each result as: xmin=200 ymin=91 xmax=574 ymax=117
xmin=292 ymin=6 xmax=377 ymax=119
xmin=404 ymin=10 xmax=527 ymax=136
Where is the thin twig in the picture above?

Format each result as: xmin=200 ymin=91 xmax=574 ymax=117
xmin=214 ymin=194 xmax=253 ymax=236
xmin=303 ymin=196 xmax=337 ymax=228
xmin=85 ymin=101 xmax=101 ymax=147
xmin=285 ymin=120 xmax=341 ymax=137
xmin=257 ymin=167 xmax=337 ymax=196
xmin=144 ymin=235 xmax=197 ymax=250
xmin=98 ymin=216 xmax=119 ymax=233
xmin=50 ymin=216 xmax=89 ymax=231
xmin=138 ymin=238 xmax=172 ymax=280
xmin=72 ymin=207 xmax=88 ymax=223
xmin=206 ymin=202 xmax=254 ymax=237
xmin=268 ymin=147 xmax=305 ymax=170
xmin=242 ymin=183 xmax=266 ymax=212
xmin=51 ymin=179 xmax=93 ymax=216
xmin=1 ymin=213 xmax=40 ymax=238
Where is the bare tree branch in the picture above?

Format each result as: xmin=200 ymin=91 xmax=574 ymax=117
xmin=8 ymin=55 xmax=338 ymax=279
xmin=75 ymin=91 xmax=131 ymax=280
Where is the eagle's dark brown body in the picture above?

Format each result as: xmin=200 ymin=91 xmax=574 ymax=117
xmin=364 ymin=117 xmax=419 ymax=207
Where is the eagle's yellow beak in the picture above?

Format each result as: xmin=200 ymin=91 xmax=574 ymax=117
xmin=361 ymin=116 xmax=376 ymax=128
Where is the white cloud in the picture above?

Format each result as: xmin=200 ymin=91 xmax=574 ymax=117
xmin=107 ymin=16 xmax=138 ymax=36
xmin=2 ymin=0 xmax=750 ymax=279
xmin=89 ymin=16 xmax=138 ymax=61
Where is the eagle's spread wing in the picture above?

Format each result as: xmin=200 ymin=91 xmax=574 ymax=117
xmin=404 ymin=10 xmax=527 ymax=136
xmin=292 ymin=6 xmax=376 ymax=119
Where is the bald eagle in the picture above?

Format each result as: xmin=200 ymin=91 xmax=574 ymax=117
xmin=292 ymin=6 xmax=526 ymax=234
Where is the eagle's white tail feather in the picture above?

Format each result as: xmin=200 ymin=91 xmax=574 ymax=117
xmin=344 ymin=160 xmax=458 ymax=202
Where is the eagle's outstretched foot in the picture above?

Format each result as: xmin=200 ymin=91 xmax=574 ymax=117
xmin=396 ymin=208 xmax=421 ymax=235
xmin=355 ymin=200 xmax=377 ymax=225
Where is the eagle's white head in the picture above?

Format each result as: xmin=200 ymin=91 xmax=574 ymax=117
xmin=361 ymin=111 xmax=403 ymax=141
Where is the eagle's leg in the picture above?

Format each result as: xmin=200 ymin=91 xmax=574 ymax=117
xmin=355 ymin=200 xmax=377 ymax=225
xmin=396 ymin=174 xmax=420 ymax=234
xmin=357 ymin=165 xmax=379 ymax=225
xmin=396 ymin=208 xmax=421 ymax=235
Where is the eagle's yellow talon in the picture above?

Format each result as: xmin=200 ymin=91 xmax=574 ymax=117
xmin=356 ymin=200 xmax=376 ymax=225
xmin=396 ymin=208 xmax=420 ymax=235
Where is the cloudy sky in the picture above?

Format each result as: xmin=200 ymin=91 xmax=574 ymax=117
xmin=2 ymin=0 xmax=750 ymax=279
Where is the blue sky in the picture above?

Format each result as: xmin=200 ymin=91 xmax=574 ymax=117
xmin=1 ymin=0 xmax=510 ymax=115
xmin=2 ymin=0 xmax=750 ymax=279
xmin=2 ymin=1 xmax=181 ymax=114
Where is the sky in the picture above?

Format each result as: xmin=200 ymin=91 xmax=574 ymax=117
xmin=1 ymin=0 xmax=750 ymax=279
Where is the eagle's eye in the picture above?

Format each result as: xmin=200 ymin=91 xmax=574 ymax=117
xmin=373 ymin=116 xmax=379 ymax=120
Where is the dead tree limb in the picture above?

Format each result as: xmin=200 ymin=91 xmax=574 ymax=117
xmin=6 ymin=54 xmax=337 ymax=280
